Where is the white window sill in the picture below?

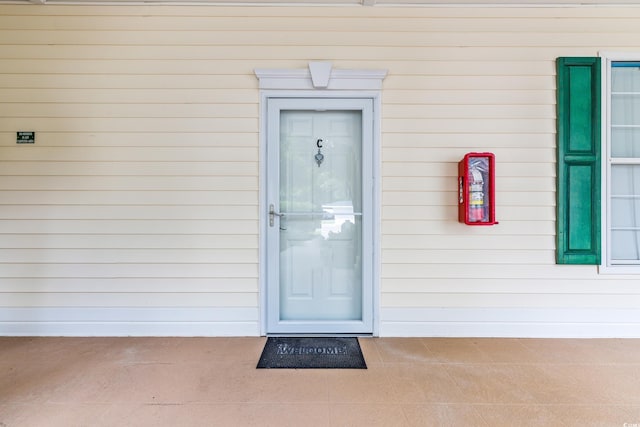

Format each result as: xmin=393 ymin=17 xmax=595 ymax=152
xmin=599 ymin=264 xmax=640 ymax=275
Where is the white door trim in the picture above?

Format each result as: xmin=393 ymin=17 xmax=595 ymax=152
xmin=256 ymin=63 xmax=386 ymax=336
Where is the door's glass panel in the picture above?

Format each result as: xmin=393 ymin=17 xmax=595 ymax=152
xmin=279 ymin=110 xmax=363 ymax=321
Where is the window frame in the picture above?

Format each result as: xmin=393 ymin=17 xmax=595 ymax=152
xmin=600 ymin=52 xmax=640 ymax=274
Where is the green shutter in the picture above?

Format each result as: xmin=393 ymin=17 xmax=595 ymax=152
xmin=556 ymin=57 xmax=601 ymax=264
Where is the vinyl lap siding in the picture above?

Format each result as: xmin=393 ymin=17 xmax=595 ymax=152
xmin=0 ymin=7 xmax=261 ymax=335
xmin=378 ymin=9 xmax=639 ymax=337
xmin=0 ymin=5 xmax=639 ymax=336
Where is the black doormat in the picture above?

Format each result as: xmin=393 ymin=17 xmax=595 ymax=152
xmin=256 ymin=337 xmax=367 ymax=369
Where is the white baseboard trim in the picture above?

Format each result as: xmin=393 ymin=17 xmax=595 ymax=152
xmin=0 ymin=322 xmax=260 ymax=337
xmin=3 ymin=307 xmax=639 ymax=337
xmin=0 ymin=307 xmax=260 ymax=336
xmin=380 ymin=322 xmax=640 ymax=338
xmin=380 ymin=308 xmax=640 ymax=338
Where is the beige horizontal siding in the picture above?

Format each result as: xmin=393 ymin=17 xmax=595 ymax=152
xmin=383 ymin=148 xmax=555 ymax=162
xmin=0 ymin=206 xmax=256 ymax=219
xmin=382 ymin=205 xmax=556 ymax=221
xmin=2 ymin=59 xmax=553 ymax=76
xmin=383 ymin=249 xmax=555 ymax=264
xmin=384 ymin=191 xmax=554 ymax=207
xmin=1 ymin=118 xmax=258 ymax=133
xmin=383 ymin=177 xmax=555 ymax=192
xmin=383 ymin=134 xmax=555 ymax=148
xmin=385 ymin=90 xmax=555 ymax=106
xmin=0 ymin=4 xmax=639 ymax=336
xmin=382 ymin=220 xmax=555 ymax=235
xmin=0 ymin=74 xmax=257 ymax=89
xmin=8 ymin=30 xmax=640 ymax=47
xmin=0 ymin=192 xmax=258 ymax=208
xmin=0 ymin=235 xmax=257 ymax=248
xmin=0 ymin=263 xmax=257 ymax=278
xmin=0 ymin=104 xmax=258 ymax=118
xmin=0 ymin=177 xmax=257 ymax=191
xmin=0 ymin=278 xmax=257 ymax=292
xmin=383 ymin=235 xmax=555 ymax=250
xmin=0 ymin=249 xmax=257 ymax=264
xmin=0 ymin=89 xmax=258 ymax=103
xmin=0 ymin=45 xmax=608 ymax=61
xmin=384 ymin=105 xmax=556 ymax=119
xmin=1 ymin=6 xmax=640 ymax=26
xmin=0 ymin=191 xmax=257 ymax=204
xmin=3 ymin=293 xmax=256 ymax=307
xmin=382 ymin=278 xmax=640 ymax=292
xmin=381 ymin=293 xmax=640 ymax=308
xmin=0 ymin=133 xmax=256 ymax=146
xmin=0 ymin=147 xmax=258 ymax=162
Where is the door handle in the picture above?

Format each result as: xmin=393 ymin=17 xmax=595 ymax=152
xmin=269 ymin=204 xmax=284 ymax=227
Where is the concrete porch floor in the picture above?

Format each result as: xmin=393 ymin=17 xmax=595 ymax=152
xmin=1 ymin=337 xmax=640 ymax=426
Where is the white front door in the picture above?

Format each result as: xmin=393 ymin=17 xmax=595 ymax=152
xmin=266 ymin=98 xmax=374 ymax=334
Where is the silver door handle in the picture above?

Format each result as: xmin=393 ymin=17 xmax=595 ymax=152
xmin=269 ymin=204 xmax=284 ymax=227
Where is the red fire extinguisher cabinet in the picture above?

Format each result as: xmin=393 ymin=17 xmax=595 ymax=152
xmin=458 ymin=152 xmax=497 ymax=226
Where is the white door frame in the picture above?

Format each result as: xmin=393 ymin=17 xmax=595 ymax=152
xmin=266 ymin=98 xmax=373 ymax=334
xmin=255 ymin=63 xmax=386 ymax=336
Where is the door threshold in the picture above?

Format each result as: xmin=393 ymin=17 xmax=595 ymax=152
xmin=266 ymin=333 xmax=374 ymax=338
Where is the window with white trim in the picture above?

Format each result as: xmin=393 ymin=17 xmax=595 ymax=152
xmin=603 ymin=55 xmax=640 ymax=270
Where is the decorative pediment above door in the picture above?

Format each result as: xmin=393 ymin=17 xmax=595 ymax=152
xmin=255 ymin=62 xmax=387 ymax=91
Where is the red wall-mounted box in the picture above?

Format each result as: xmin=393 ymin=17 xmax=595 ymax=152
xmin=458 ymin=152 xmax=497 ymax=226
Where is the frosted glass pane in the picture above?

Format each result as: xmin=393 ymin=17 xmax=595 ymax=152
xmin=610 ymin=64 xmax=640 ymax=262
xmin=611 ymin=197 xmax=640 ymax=228
xmin=611 ymin=66 xmax=640 ymax=158
xmin=611 ymin=230 xmax=640 ymax=261
xmin=612 ymin=66 xmax=640 ymax=92
xmin=611 ymin=165 xmax=640 ymax=196
xmin=611 ymin=128 xmax=640 ymax=157
xmin=611 ymin=164 xmax=640 ymax=260
xmin=612 ymin=95 xmax=640 ymax=126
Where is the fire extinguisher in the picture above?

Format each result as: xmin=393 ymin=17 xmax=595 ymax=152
xmin=458 ymin=153 xmax=496 ymax=226
xmin=468 ymin=164 xmax=485 ymax=222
